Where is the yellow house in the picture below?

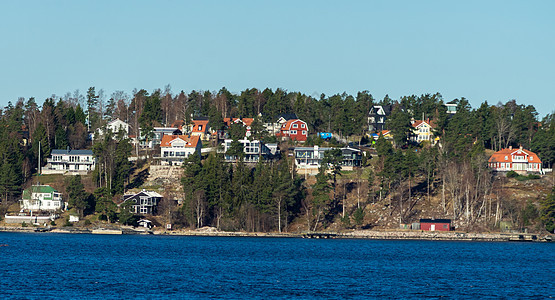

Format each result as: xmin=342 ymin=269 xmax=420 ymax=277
xmin=411 ymin=119 xmax=435 ymax=143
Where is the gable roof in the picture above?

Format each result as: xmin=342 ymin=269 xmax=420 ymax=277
xmin=282 ymin=119 xmax=307 ymax=131
xmin=107 ymin=119 xmax=129 ymax=127
xmin=22 ymin=185 xmax=57 ymax=200
xmin=411 ymin=119 xmax=436 ymax=129
xmin=123 ymin=190 xmax=163 ymax=201
xmin=488 ymin=147 xmax=541 ymax=164
xmin=160 ymin=134 xmax=200 ymax=148
xmin=276 ymin=113 xmax=298 ymax=122
xmin=369 ymin=105 xmax=393 ymax=116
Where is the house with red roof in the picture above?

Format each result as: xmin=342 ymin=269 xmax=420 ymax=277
xmin=410 ymin=119 xmax=436 ymax=143
xmin=224 ymin=118 xmax=254 ymax=137
xmin=278 ymin=119 xmax=308 ymax=141
xmin=190 ymin=119 xmax=210 ymax=141
xmin=159 ymin=134 xmax=201 ymax=165
xmin=488 ymin=146 xmax=542 ymax=174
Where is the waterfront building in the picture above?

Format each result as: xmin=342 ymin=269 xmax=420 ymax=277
xmin=20 ymin=185 xmax=63 ymax=212
xmin=419 ymin=218 xmax=451 ymax=231
xmin=122 ymin=190 xmax=163 ymax=215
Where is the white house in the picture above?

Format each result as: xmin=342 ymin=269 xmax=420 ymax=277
xmin=264 ymin=113 xmax=298 ymax=135
xmin=20 ymin=185 xmax=63 ymax=212
xmin=42 ymin=149 xmax=96 ymax=175
xmin=159 ymin=134 xmax=202 ymax=165
xmin=222 ymin=138 xmax=278 ymax=162
xmin=107 ymin=119 xmax=130 ymax=138
xmin=293 ymin=145 xmax=362 ymax=172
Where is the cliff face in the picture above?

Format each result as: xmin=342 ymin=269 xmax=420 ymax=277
xmin=290 ymin=171 xmax=553 ymax=234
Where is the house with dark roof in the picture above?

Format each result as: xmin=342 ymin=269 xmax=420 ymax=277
xmin=42 ymin=149 xmax=96 ymax=175
xmin=122 ymin=190 xmax=163 ymax=215
xmin=368 ymin=105 xmax=393 ymax=132
xmin=488 ymin=146 xmax=542 ymax=174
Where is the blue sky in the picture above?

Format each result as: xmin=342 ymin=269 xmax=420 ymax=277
xmin=1 ymin=0 xmax=554 ymax=117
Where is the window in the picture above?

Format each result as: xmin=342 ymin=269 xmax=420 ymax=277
xmin=302 ymin=131 xmax=307 ymax=135
xmin=292 ymin=124 xmax=298 ymax=128
xmin=198 ymin=125 xmax=202 ymax=131
xmin=290 ymin=130 xmax=297 ymax=134
xmin=301 ymin=124 xmax=305 ymax=128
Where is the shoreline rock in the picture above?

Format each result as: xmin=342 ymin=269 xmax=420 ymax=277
xmin=1 ymin=226 xmax=552 ymax=242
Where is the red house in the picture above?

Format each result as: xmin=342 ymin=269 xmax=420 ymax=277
xmin=278 ymin=119 xmax=308 ymax=141
xmin=420 ymin=219 xmax=451 ymax=231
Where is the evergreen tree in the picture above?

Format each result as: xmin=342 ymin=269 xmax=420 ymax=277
xmin=386 ymin=105 xmax=412 ymax=148
xmin=65 ymin=175 xmax=90 ymax=217
xmin=94 ymin=187 xmax=117 ymax=222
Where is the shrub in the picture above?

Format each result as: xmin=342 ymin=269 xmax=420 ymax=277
xmin=516 ymin=175 xmax=529 ymax=181
xmin=50 ymin=221 xmax=56 ymax=226
xmin=353 ymin=207 xmax=365 ymax=225
xmin=341 ymin=214 xmax=351 ymax=228
xmin=507 ymin=170 xmax=519 ymax=178
xmin=21 ymin=221 xmax=27 ymax=227
xmin=528 ymin=174 xmax=541 ymax=180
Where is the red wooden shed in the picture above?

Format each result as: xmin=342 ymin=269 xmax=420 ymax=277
xmin=419 ymin=218 xmax=451 ymax=231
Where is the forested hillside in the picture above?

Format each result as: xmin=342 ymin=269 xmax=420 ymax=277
xmin=0 ymin=86 xmax=553 ymax=232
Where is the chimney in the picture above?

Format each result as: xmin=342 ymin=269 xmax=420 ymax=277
xmin=520 ymin=145 xmax=523 ymax=150
xmin=509 ymin=146 xmax=512 ymax=150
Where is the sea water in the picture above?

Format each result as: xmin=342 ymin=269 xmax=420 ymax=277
xmin=0 ymin=232 xmax=554 ymax=299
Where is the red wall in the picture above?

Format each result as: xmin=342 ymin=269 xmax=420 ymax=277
xmin=421 ymin=222 xmax=450 ymax=231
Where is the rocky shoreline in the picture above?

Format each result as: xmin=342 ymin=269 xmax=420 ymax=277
xmin=1 ymin=225 xmax=552 ymax=242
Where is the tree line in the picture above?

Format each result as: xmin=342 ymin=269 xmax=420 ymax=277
xmin=0 ymin=85 xmax=553 ymax=231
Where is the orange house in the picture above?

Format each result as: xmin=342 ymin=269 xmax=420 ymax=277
xmin=488 ymin=146 xmax=542 ymax=174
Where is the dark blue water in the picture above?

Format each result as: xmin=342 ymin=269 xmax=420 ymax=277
xmin=1 ymin=233 xmax=554 ymax=299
